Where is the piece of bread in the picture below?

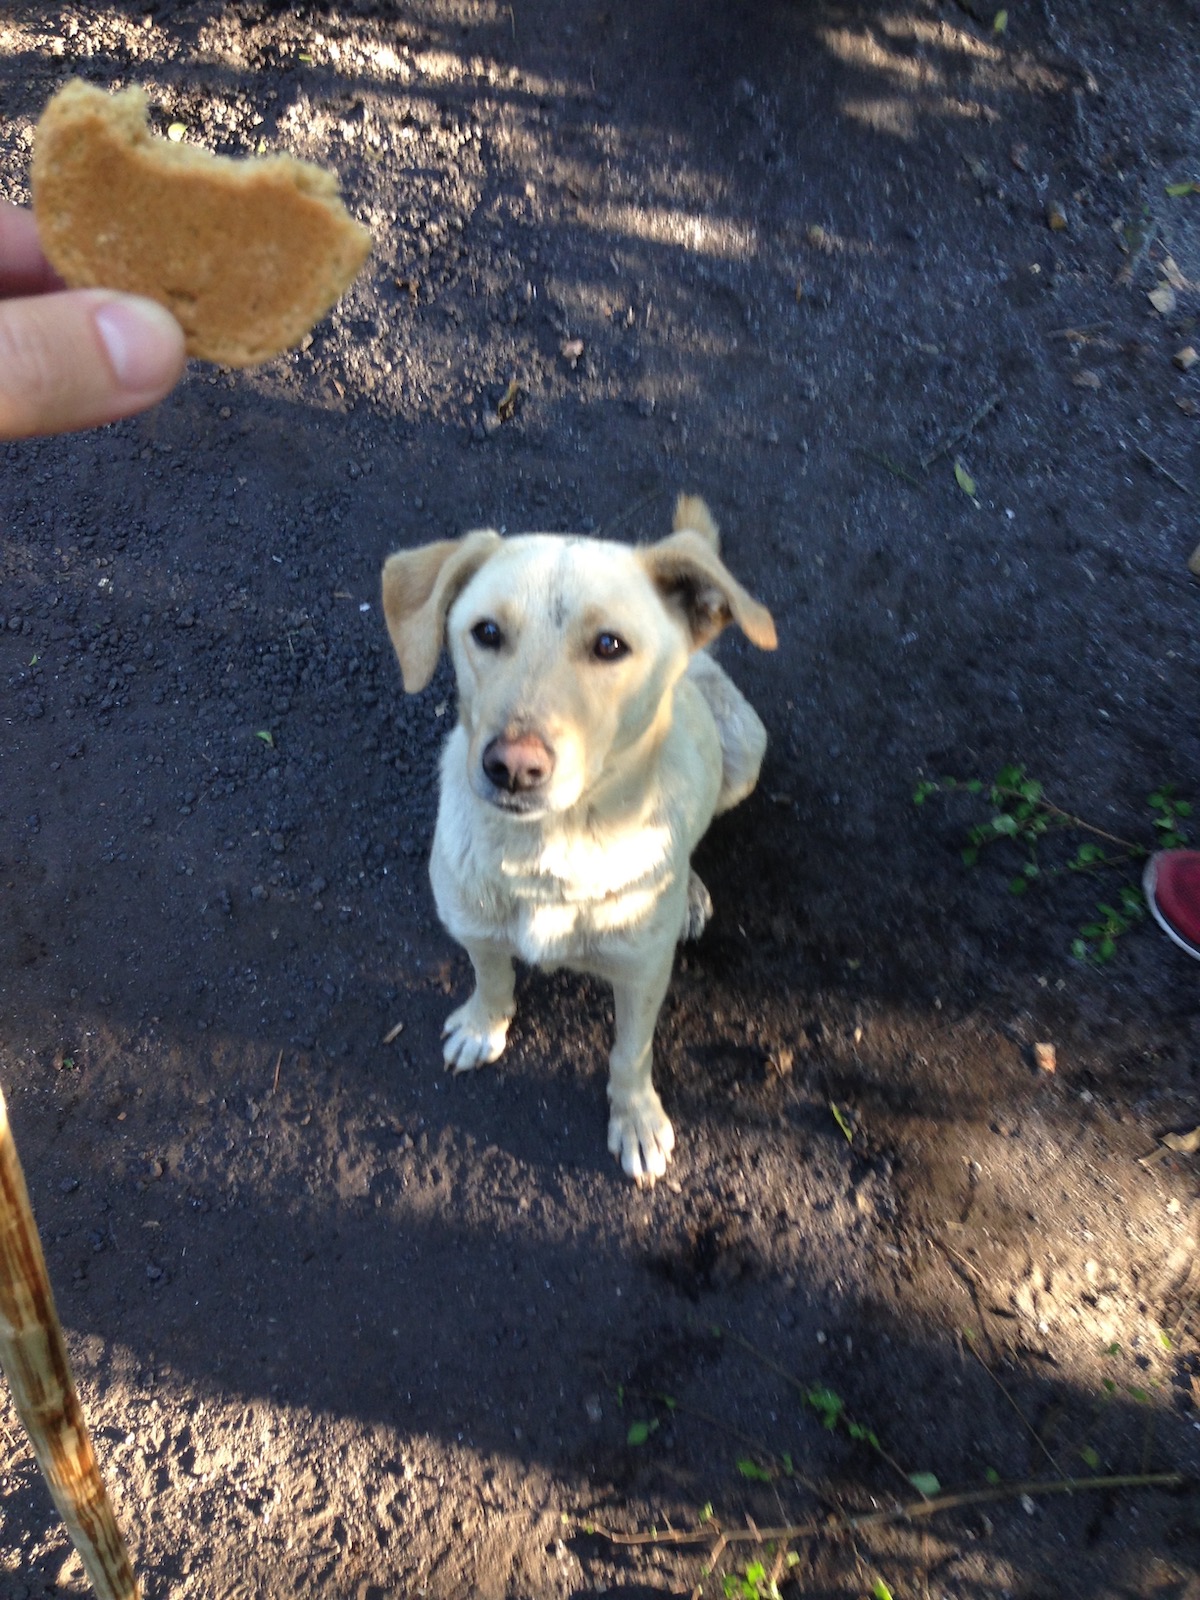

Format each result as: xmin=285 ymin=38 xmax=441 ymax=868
xmin=32 ymin=79 xmax=372 ymax=368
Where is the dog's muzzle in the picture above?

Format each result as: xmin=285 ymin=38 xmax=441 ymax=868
xmin=480 ymin=732 xmax=555 ymax=810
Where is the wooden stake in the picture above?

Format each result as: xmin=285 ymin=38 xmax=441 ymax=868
xmin=0 ymin=1083 xmax=139 ymax=1600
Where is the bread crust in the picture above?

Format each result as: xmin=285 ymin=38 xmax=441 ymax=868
xmin=32 ymin=80 xmax=372 ymax=368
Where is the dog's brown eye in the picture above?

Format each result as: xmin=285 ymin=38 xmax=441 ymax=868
xmin=593 ymin=632 xmax=629 ymax=662
xmin=471 ymin=619 xmax=503 ymax=650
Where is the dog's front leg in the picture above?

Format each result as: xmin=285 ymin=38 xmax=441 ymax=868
xmin=442 ymin=938 xmax=516 ymax=1072
xmin=605 ymin=945 xmax=677 ymax=1187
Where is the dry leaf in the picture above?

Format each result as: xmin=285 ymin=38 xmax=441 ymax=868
xmin=1034 ymin=1042 xmax=1056 ymax=1074
xmin=1162 ymin=1126 xmax=1200 ymax=1155
xmin=1149 ymin=283 xmax=1178 ymax=315
xmin=560 ymin=338 xmax=584 ymax=366
xmin=768 ymin=1047 xmax=794 ymax=1078
xmin=1161 ymin=255 xmax=1188 ymax=290
xmin=496 ymin=378 xmax=521 ymax=421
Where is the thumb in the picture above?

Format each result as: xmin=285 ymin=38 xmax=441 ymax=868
xmin=0 ymin=289 xmax=186 ymax=440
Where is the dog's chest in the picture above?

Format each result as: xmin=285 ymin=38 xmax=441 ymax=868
xmin=502 ymin=823 xmax=673 ymax=957
xmin=434 ymin=797 xmax=677 ymax=965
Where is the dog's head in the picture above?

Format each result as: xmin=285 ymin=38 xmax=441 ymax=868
xmin=381 ymin=496 xmax=776 ymax=818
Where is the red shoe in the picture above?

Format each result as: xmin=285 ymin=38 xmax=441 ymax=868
xmin=1143 ymin=851 xmax=1200 ymax=961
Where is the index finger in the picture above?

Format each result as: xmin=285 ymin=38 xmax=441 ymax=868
xmin=0 ymin=201 xmax=66 ymax=297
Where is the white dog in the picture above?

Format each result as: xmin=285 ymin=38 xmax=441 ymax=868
xmin=381 ymin=496 xmax=776 ymax=1185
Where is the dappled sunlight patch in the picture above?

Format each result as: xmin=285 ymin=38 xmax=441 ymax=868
xmin=819 ymin=15 xmax=1067 ymax=137
xmin=820 ymin=24 xmax=950 ymax=91
xmin=580 ymin=201 xmax=757 ymax=262
xmin=840 ymin=91 xmax=998 ymax=137
xmin=877 ymin=15 xmax=1006 ymax=62
xmin=0 ymin=1348 xmax=576 ymax=1596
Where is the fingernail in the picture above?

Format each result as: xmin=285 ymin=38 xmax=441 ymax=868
xmin=92 ymin=295 xmax=184 ymax=391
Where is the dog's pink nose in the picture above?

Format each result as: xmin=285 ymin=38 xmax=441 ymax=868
xmin=482 ymin=733 xmax=554 ymax=794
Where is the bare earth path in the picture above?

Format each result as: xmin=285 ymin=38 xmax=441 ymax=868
xmin=1 ymin=2 xmax=1198 ymax=1595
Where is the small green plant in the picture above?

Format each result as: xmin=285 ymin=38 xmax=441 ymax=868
xmin=1148 ymin=787 xmax=1192 ymax=849
xmin=1071 ymin=886 xmax=1145 ymax=963
xmin=723 ymin=1559 xmax=784 ymax=1600
xmin=626 ymin=1418 xmax=659 ymax=1446
xmin=914 ymin=765 xmax=1192 ymax=962
xmin=802 ymin=1385 xmax=939 ymax=1495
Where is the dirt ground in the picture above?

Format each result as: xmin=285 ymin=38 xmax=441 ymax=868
xmin=1 ymin=1 xmax=1199 ymax=1595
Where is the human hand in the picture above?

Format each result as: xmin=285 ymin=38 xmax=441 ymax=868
xmin=0 ymin=200 xmax=186 ymax=439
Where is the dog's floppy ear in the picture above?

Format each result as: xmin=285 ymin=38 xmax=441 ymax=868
xmin=672 ymin=492 xmax=721 ymax=553
xmin=638 ymin=528 xmax=777 ymax=652
xmin=381 ymin=530 xmax=501 ymax=692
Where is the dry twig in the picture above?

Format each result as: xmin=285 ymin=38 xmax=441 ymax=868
xmin=586 ymin=1470 xmax=1185 ymax=1588
xmin=1136 ymin=446 xmax=1192 ymax=497
xmin=919 ymin=390 xmax=1003 ymax=471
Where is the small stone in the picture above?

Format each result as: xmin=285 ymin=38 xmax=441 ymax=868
xmin=1046 ymin=202 xmax=1068 ymax=231
xmin=1173 ymin=345 xmax=1198 ymax=371
xmin=1072 ymin=370 xmax=1102 ymax=390
xmin=1188 ymin=543 xmax=1200 ymax=578
xmin=583 ymin=1394 xmax=603 ymax=1425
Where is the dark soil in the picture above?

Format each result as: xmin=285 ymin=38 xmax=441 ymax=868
xmin=2 ymin=2 xmax=1199 ymax=1596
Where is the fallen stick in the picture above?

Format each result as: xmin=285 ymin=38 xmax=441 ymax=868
xmin=852 ymin=447 xmax=923 ymax=489
xmin=920 ymin=390 xmax=1003 ymax=471
xmin=586 ymin=1470 xmax=1186 ymax=1554
xmin=1136 ymin=445 xmax=1192 ymax=497
xmin=0 ymin=1082 xmax=139 ymax=1599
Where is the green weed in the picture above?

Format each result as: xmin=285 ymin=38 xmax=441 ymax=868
xmin=723 ymin=1560 xmax=781 ymax=1600
xmin=914 ymin=765 xmax=1192 ymax=962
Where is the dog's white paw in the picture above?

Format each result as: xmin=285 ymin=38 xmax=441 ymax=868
xmin=682 ymin=869 xmax=713 ymax=942
xmin=607 ymin=1088 xmax=675 ymax=1187
xmin=441 ymin=1000 xmax=512 ymax=1072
